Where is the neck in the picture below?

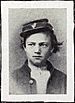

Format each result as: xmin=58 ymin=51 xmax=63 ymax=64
xmin=28 ymin=60 xmax=47 ymax=70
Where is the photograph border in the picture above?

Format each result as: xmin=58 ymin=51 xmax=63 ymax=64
xmin=1 ymin=1 xmax=74 ymax=102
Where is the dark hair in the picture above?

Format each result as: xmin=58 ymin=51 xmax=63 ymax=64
xmin=20 ymin=30 xmax=63 ymax=53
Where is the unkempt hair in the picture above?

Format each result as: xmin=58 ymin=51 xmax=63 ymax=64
xmin=20 ymin=31 xmax=63 ymax=53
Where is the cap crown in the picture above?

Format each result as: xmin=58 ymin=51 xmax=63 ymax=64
xmin=20 ymin=18 xmax=54 ymax=38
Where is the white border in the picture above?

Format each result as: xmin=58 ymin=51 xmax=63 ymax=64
xmin=1 ymin=1 xmax=74 ymax=102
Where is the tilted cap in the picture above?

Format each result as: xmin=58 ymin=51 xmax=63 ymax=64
xmin=20 ymin=18 xmax=54 ymax=38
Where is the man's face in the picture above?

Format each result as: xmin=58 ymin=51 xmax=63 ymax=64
xmin=24 ymin=32 xmax=52 ymax=66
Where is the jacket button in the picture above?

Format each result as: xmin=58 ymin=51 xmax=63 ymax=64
xmin=29 ymin=79 xmax=34 ymax=85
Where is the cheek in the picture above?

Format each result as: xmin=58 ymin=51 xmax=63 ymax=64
xmin=25 ymin=48 xmax=34 ymax=56
xmin=25 ymin=49 xmax=31 ymax=54
xmin=42 ymin=48 xmax=50 ymax=55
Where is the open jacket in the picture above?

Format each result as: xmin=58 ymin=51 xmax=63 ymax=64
xmin=9 ymin=60 xmax=67 ymax=94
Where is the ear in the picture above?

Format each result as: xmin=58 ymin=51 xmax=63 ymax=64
xmin=50 ymin=48 xmax=54 ymax=53
xmin=23 ymin=45 xmax=26 ymax=51
xmin=49 ymin=48 xmax=54 ymax=56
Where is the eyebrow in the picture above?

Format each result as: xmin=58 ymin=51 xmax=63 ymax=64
xmin=39 ymin=42 xmax=49 ymax=44
xmin=27 ymin=42 xmax=49 ymax=44
xmin=27 ymin=42 xmax=36 ymax=44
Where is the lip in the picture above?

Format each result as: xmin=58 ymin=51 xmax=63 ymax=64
xmin=32 ymin=56 xmax=42 ymax=57
xmin=32 ymin=56 xmax=42 ymax=60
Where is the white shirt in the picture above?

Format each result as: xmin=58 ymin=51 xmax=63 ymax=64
xmin=29 ymin=63 xmax=50 ymax=94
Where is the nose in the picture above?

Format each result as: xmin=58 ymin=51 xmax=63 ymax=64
xmin=34 ymin=45 xmax=41 ymax=54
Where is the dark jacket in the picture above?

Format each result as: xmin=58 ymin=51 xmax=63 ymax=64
xmin=9 ymin=60 xmax=67 ymax=94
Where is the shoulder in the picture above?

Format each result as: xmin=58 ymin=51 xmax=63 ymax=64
xmin=47 ymin=61 xmax=67 ymax=92
xmin=53 ymin=69 xmax=66 ymax=78
xmin=52 ymin=68 xmax=67 ymax=83
xmin=51 ymin=68 xmax=67 ymax=89
xmin=10 ymin=61 xmax=30 ymax=88
xmin=11 ymin=63 xmax=29 ymax=81
xmin=9 ymin=63 xmax=30 ymax=94
xmin=47 ymin=60 xmax=66 ymax=79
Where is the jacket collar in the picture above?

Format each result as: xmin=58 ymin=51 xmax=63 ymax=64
xmin=21 ymin=60 xmax=54 ymax=76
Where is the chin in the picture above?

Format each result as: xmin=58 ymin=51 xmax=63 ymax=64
xmin=30 ymin=60 xmax=42 ymax=66
xmin=30 ymin=59 xmax=46 ymax=67
xmin=33 ymin=61 xmax=41 ymax=65
xmin=33 ymin=63 xmax=42 ymax=67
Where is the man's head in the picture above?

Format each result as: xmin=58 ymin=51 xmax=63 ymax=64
xmin=20 ymin=18 xmax=63 ymax=66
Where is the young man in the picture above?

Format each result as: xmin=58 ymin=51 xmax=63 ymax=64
xmin=10 ymin=18 xmax=66 ymax=94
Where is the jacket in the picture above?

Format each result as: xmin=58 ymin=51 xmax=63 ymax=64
xmin=9 ymin=60 xmax=67 ymax=94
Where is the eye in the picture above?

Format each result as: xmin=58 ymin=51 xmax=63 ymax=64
xmin=39 ymin=43 xmax=48 ymax=47
xmin=27 ymin=43 xmax=35 ymax=46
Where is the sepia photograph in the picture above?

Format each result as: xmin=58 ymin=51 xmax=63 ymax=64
xmin=1 ymin=1 xmax=74 ymax=102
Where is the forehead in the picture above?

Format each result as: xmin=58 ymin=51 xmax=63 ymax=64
xmin=26 ymin=32 xmax=51 ymax=43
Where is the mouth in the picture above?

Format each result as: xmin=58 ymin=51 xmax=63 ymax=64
xmin=32 ymin=56 xmax=42 ymax=57
xmin=32 ymin=56 xmax=42 ymax=60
